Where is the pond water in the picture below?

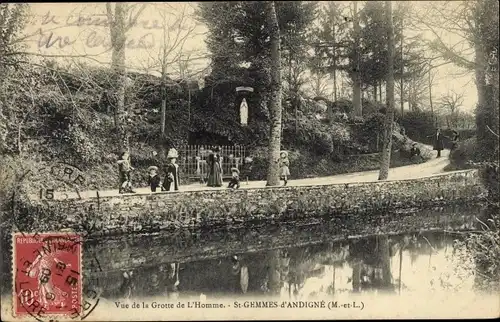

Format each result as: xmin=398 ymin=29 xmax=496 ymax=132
xmin=3 ymin=205 xmax=498 ymax=319
xmin=79 ymin=205 xmax=497 ymax=310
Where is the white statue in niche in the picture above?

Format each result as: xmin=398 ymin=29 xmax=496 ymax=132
xmin=240 ymin=98 xmax=248 ymax=126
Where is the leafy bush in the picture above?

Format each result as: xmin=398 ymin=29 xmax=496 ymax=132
xmin=361 ymin=99 xmax=385 ymax=117
xmin=453 ymin=204 xmax=499 ymax=292
xmin=283 ymin=110 xmax=352 ymax=157
xmin=355 ymin=113 xmax=385 ymax=152
xmin=399 ymin=110 xmax=436 ymax=144
xmin=447 ymin=137 xmax=480 ymax=170
xmin=478 ymin=162 xmax=499 ymax=203
xmin=331 ymin=99 xmax=353 ymax=114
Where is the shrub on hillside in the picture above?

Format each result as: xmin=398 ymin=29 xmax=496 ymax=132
xmin=398 ymin=110 xmax=436 ymax=144
xmin=354 ymin=113 xmax=385 ymax=152
xmin=361 ymin=99 xmax=385 ymax=117
xmin=447 ymin=137 xmax=479 ymax=170
xmin=283 ymin=110 xmax=352 ymax=157
xmin=478 ymin=162 xmax=499 ymax=201
xmin=331 ymin=99 xmax=353 ymax=114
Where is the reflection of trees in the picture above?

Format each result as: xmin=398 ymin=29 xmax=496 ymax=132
xmin=175 ymin=258 xmax=240 ymax=294
xmin=264 ymin=249 xmax=290 ymax=295
xmin=288 ymin=247 xmax=311 ymax=295
xmin=287 ymin=243 xmax=350 ymax=297
xmin=379 ymin=236 xmax=393 ymax=291
xmin=112 ymin=263 xmax=179 ymax=299
xmin=349 ymin=236 xmax=395 ymax=293
xmin=98 ymin=230 xmax=478 ymax=299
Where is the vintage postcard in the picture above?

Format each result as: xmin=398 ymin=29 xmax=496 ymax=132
xmin=0 ymin=1 xmax=499 ymax=321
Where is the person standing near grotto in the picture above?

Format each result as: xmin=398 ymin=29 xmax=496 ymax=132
xmin=428 ymin=128 xmax=445 ymax=158
xmin=207 ymin=146 xmax=223 ymax=187
xmin=278 ymin=150 xmax=290 ymax=186
xmin=117 ymin=150 xmax=136 ymax=194
xmin=162 ymin=148 xmax=180 ymax=191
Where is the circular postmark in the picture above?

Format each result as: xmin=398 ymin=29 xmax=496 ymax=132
xmin=8 ymin=162 xmax=104 ymax=321
xmin=9 ymin=162 xmax=102 ymax=238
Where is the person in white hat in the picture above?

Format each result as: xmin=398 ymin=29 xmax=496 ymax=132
xmin=278 ymin=150 xmax=290 ymax=186
xmin=162 ymin=148 xmax=180 ymax=191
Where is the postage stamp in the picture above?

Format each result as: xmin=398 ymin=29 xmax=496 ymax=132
xmin=13 ymin=232 xmax=82 ymax=320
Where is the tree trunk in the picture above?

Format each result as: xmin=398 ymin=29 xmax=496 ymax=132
xmin=107 ymin=3 xmax=129 ymax=152
xmin=400 ymin=16 xmax=404 ymax=116
xmin=295 ymin=100 xmax=299 ymax=131
xmin=265 ymin=1 xmax=283 ymax=187
xmin=188 ymin=87 xmax=191 ymax=125
xmin=161 ymin=95 xmax=166 ymax=137
xmin=17 ymin=123 xmax=22 ymax=155
xmin=373 ymin=83 xmax=378 ymax=102
xmin=379 ymin=82 xmax=383 ymax=102
xmin=474 ymin=41 xmax=487 ymax=110
xmin=378 ymin=1 xmax=395 ymax=181
xmin=160 ymin=53 xmax=167 ymax=137
xmin=352 ymin=1 xmax=362 ymax=118
xmin=160 ymin=9 xmax=168 ymax=139
xmin=332 ymin=23 xmax=338 ymax=102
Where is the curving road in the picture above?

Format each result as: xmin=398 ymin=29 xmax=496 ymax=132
xmin=59 ymin=148 xmax=450 ymax=200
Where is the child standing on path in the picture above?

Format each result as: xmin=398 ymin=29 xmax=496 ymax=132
xmin=228 ymin=167 xmax=240 ymax=189
xmin=117 ymin=151 xmax=136 ymax=194
xmin=148 ymin=166 xmax=161 ymax=192
xmin=278 ymin=151 xmax=290 ymax=186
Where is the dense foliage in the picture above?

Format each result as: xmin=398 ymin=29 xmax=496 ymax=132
xmin=312 ymin=2 xmax=426 ymax=96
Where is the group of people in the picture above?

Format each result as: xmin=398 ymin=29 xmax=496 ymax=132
xmin=116 ymin=147 xmax=292 ymax=194
xmin=117 ymin=148 xmax=180 ymax=194
xmin=408 ymin=128 xmax=460 ymax=160
xmin=205 ymin=147 xmax=291 ymax=188
xmin=429 ymin=128 xmax=460 ymax=158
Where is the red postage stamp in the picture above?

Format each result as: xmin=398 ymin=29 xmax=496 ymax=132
xmin=13 ymin=232 xmax=83 ymax=319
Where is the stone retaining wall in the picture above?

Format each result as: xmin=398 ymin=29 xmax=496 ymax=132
xmin=42 ymin=169 xmax=483 ymax=234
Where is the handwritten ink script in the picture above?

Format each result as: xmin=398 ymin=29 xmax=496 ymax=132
xmin=36 ymin=28 xmax=155 ymax=50
xmin=32 ymin=10 xmax=160 ymax=50
xmin=40 ymin=10 xmax=163 ymax=30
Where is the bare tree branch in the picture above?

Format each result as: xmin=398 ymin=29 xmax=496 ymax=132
xmin=486 ymin=125 xmax=500 ymax=138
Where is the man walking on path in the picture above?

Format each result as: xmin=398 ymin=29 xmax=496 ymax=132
xmin=428 ymin=128 xmax=445 ymax=158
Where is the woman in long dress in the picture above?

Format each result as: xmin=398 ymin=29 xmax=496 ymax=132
xmin=207 ymin=146 xmax=223 ymax=187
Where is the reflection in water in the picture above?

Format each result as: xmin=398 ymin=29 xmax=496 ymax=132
xmin=83 ymin=206 xmax=489 ymax=301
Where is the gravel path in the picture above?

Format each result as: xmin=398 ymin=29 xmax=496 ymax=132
xmin=56 ymin=148 xmax=450 ymax=200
